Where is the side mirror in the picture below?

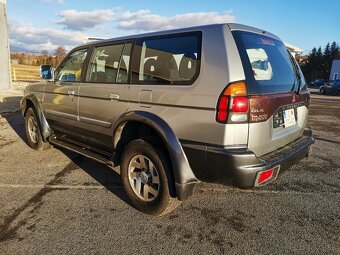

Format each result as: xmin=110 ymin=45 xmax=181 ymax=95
xmin=40 ymin=65 xmax=54 ymax=80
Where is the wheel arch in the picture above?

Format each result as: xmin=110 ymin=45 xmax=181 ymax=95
xmin=112 ymin=111 xmax=198 ymax=200
xmin=21 ymin=93 xmax=52 ymax=142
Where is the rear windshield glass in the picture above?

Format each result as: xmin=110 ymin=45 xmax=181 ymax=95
xmin=232 ymin=31 xmax=297 ymax=95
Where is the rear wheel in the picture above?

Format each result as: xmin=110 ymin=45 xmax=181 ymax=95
xmin=24 ymin=108 xmax=51 ymax=150
xmin=121 ymin=139 xmax=181 ymax=216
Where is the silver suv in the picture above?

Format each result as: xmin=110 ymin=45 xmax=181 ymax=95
xmin=21 ymin=23 xmax=314 ymax=215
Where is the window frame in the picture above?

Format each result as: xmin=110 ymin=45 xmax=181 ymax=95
xmin=54 ymin=46 xmax=90 ymax=84
xmin=83 ymin=40 xmax=134 ymax=85
xmin=131 ymin=31 xmax=202 ymax=86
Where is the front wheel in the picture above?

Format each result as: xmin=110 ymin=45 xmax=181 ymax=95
xmin=121 ymin=139 xmax=181 ymax=216
xmin=24 ymin=108 xmax=51 ymax=150
xmin=320 ymin=88 xmax=325 ymax=94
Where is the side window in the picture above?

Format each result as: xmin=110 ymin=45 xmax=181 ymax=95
xmin=55 ymin=49 xmax=88 ymax=82
xmin=132 ymin=32 xmax=201 ymax=85
xmin=86 ymin=43 xmax=132 ymax=84
xmin=117 ymin=43 xmax=132 ymax=83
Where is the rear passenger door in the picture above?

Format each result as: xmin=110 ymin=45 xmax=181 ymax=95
xmin=77 ymin=42 xmax=132 ymax=151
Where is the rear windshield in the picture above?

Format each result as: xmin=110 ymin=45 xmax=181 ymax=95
xmin=232 ymin=31 xmax=298 ymax=95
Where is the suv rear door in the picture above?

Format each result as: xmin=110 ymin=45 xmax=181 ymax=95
xmin=232 ymin=29 xmax=310 ymax=156
xmin=77 ymin=42 xmax=132 ymax=151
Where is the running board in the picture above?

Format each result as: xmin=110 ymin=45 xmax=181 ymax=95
xmin=49 ymin=136 xmax=113 ymax=167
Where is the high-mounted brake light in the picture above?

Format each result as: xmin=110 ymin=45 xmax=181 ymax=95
xmin=216 ymin=81 xmax=248 ymax=123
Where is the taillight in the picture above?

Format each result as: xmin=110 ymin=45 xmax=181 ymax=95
xmin=217 ymin=96 xmax=229 ymax=122
xmin=216 ymin=81 xmax=248 ymax=123
xmin=232 ymin=97 xmax=248 ymax=112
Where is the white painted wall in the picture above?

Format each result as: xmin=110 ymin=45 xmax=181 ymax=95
xmin=0 ymin=0 xmax=11 ymax=91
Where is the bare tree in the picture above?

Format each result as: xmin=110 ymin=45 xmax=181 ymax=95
xmin=54 ymin=45 xmax=67 ymax=66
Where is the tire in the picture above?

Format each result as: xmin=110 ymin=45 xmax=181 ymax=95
xmin=121 ymin=139 xmax=181 ymax=216
xmin=24 ymin=107 xmax=51 ymax=150
xmin=320 ymin=88 xmax=325 ymax=94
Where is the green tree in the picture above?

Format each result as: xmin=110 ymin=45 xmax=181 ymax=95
xmin=323 ymin=43 xmax=332 ymax=79
xmin=299 ymin=42 xmax=340 ymax=82
xmin=330 ymin=41 xmax=340 ymax=59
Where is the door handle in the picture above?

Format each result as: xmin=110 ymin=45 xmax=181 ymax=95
xmin=109 ymin=93 xmax=120 ymax=100
xmin=67 ymin=90 xmax=75 ymax=95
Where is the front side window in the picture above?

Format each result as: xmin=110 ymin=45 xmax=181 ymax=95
xmin=132 ymin=32 xmax=202 ymax=85
xmin=55 ymin=49 xmax=88 ymax=82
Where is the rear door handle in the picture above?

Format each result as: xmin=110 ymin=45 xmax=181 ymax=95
xmin=109 ymin=93 xmax=120 ymax=100
xmin=67 ymin=90 xmax=75 ymax=95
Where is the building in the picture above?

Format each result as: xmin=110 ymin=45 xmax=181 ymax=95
xmin=329 ymin=60 xmax=340 ymax=80
xmin=0 ymin=0 xmax=11 ymax=91
xmin=284 ymin=42 xmax=303 ymax=58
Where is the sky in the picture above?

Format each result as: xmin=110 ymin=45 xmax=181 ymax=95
xmin=6 ymin=0 xmax=340 ymax=54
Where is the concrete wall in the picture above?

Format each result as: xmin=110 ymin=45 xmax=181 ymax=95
xmin=0 ymin=0 xmax=11 ymax=91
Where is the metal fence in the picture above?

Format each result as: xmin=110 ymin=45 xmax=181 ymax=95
xmin=11 ymin=65 xmax=40 ymax=82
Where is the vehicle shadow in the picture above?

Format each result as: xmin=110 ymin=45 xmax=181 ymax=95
xmin=3 ymin=112 xmax=131 ymax=206
xmin=0 ymin=96 xmax=22 ymax=115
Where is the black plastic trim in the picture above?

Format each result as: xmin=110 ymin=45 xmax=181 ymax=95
xmin=113 ymin=111 xmax=199 ymax=200
xmin=20 ymin=93 xmax=52 ymax=142
xmin=182 ymin=127 xmax=314 ymax=188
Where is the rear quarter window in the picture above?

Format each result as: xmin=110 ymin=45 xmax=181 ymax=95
xmin=132 ymin=32 xmax=202 ymax=85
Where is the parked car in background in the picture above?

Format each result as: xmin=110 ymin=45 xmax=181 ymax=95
xmin=319 ymin=80 xmax=340 ymax=95
xmin=310 ymin=79 xmax=325 ymax=88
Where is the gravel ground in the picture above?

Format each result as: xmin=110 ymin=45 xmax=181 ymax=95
xmin=0 ymin=93 xmax=339 ymax=255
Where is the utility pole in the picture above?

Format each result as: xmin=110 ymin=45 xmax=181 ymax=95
xmin=0 ymin=0 xmax=11 ymax=91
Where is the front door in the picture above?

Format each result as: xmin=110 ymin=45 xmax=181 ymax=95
xmin=43 ymin=48 xmax=88 ymax=140
xmin=77 ymin=42 xmax=132 ymax=151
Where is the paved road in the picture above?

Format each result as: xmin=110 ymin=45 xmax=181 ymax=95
xmin=0 ymin=95 xmax=339 ymax=255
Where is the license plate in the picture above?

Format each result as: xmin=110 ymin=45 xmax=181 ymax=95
xmin=283 ymin=108 xmax=296 ymax=128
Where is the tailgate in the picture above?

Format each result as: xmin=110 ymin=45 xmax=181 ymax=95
xmin=248 ymin=91 xmax=310 ymax=156
xmin=231 ymin=29 xmax=310 ymax=156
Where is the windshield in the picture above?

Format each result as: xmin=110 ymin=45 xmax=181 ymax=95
xmin=232 ymin=31 xmax=301 ymax=95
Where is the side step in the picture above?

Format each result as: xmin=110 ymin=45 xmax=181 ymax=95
xmin=49 ymin=136 xmax=113 ymax=167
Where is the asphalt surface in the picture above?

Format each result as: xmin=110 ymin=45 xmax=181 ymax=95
xmin=0 ymin=93 xmax=339 ymax=255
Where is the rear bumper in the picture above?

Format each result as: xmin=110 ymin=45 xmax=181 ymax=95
xmin=182 ymin=127 xmax=314 ymax=188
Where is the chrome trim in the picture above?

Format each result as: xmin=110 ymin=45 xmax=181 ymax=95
xmin=79 ymin=116 xmax=111 ymax=128
xmin=45 ymin=109 xmax=77 ymax=120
